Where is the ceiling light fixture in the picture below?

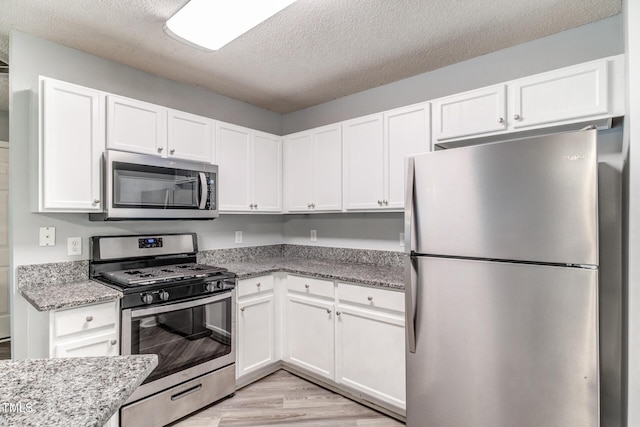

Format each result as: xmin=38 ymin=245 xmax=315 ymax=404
xmin=164 ymin=0 xmax=297 ymax=52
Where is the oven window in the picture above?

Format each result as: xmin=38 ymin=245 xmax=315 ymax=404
xmin=130 ymin=298 xmax=232 ymax=384
xmin=112 ymin=162 xmax=201 ymax=209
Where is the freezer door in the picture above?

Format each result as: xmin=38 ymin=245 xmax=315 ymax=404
xmin=406 ymin=256 xmax=598 ymax=427
xmin=410 ymin=129 xmax=598 ymax=265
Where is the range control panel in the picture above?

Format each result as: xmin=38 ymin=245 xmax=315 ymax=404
xmin=138 ymin=237 xmax=163 ymax=249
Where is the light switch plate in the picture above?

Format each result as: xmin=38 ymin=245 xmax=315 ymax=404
xmin=235 ymin=231 xmax=243 ymax=244
xmin=39 ymin=227 xmax=55 ymax=246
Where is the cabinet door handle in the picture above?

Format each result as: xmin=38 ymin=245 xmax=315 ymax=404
xmin=307 ymin=203 xmax=312 ymax=208
xmin=513 ymin=113 xmax=522 ymax=121
xmin=311 ymin=203 xmax=316 ymax=209
xmin=249 ymin=204 xmax=255 ymax=208
xmin=367 ymin=296 xmax=373 ymax=301
xmin=157 ymin=147 xmax=163 ymax=153
xmin=383 ymin=200 xmax=388 ymax=205
xmin=497 ymin=117 xmax=504 ymax=124
xmin=305 ymin=284 xmax=310 ymax=289
xmin=93 ymin=199 xmax=100 ymax=204
xmin=326 ymin=308 xmax=331 ymax=314
xmin=85 ymin=316 xmax=93 ymax=322
xmin=336 ymin=311 xmax=341 ymax=316
xmin=240 ymin=307 xmax=245 ymax=312
xmin=169 ymin=148 xmax=175 ymax=155
xmin=256 ymin=282 xmax=261 ymax=288
xmin=377 ymin=200 xmax=383 ymax=205
xmin=255 ymin=204 xmax=258 ymax=209
xmin=110 ymin=339 xmax=117 ymax=346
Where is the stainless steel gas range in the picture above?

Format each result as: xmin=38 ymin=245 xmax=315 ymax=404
xmin=90 ymin=233 xmax=236 ymax=427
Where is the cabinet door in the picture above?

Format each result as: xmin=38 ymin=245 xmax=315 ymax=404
xmin=40 ymin=78 xmax=103 ymax=211
xmin=167 ymin=109 xmax=214 ymax=163
xmin=285 ymin=294 xmax=334 ymax=380
xmin=511 ymin=60 xmax=608 ymax=129
xmin=237 ymin=294 xmax=275 ymax=379
xmin=385 ymin=103 xmax=430 ymax=209
xmin=216 ymin=122 xmax=252 ymax=212
xmin=433 ymin=85 xmax=507 ymax=140
xmin=313 ymin=125 xmax=343 ymax=212
xmin=343 ymin=114 xmax=385 ymax=210
xmin=283 ymin=132 xmax=313 ymax=212
xmin=336 ymin=306 xmax=405 ymax=410
xmin=252 ymin=132 xmax=282 ymax=212
xmin=53 ymin=330 xmax=119 ymax=358
xmin=107 ymin=94 xmax=167 ymax=156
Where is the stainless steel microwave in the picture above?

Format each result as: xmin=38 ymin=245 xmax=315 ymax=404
xmin=90 ymin=150 xmax=218 ymax=221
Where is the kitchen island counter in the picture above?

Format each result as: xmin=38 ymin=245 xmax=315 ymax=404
xmin=0 ymin=355 xmax=157 ymax=427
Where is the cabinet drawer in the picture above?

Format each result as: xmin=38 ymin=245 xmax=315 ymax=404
xmin=287 ymin=275 xmax=334 ymax=299
xmin=338 ymin=283 xmax=404 ymax=313
xmin=54 ymin=301 xmax=117 ymax=338
xmin=237 ymin=275 xmax=274 ymax=298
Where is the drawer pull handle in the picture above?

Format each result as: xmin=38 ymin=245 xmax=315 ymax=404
xmin=171 ymin=384 xmax=203 ymax=401
xmin=240 ymin=307 xmax=245 ymax=312
xmin=256 ymin=282 xmax=261 ymax=288
xmin=305 ymin=284 xmax=310 ymax=289
xmin=326 ymin=308 xmax=331 ymax=314
xmin=110 ymin=339 xmax=117 ymax=346
xmin=367 ymin=296 xmax=373 ymax=301
xmin=85 ymin=316 xmax=93 ymax=322
xmin=170 ymin=148 xmax=176 ymax=155
xmin=336 ymin=311 xmax=342 ymax=316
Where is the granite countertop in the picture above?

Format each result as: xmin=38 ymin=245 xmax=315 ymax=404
xmin=0 ymin=355 xmax=157 ymax=427
xmin=214 ymin=257 xmax=405 ymax=290
xmin=19 ymin=279 xmax=123 ymax=312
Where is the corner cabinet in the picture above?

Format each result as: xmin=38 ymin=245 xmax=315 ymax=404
xmin=36 ymin=77 xmax=104 ymax=212
xmin=343 ymin=103 xmax=430 ymax=211
xmin=216 ymin=122 xmax=282 ymax=213
xmin=283 ymin=124 xmax=342 ymax=213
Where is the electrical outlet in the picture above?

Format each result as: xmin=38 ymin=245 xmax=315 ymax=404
xmin=400 ymin=233 xmax=405 ymax=247
xmin=235 ymin=231 xmax=243 ymax=244
xmin=310 ymin=230 xmax=317 ymax=242
xmin=67 ymin=237 xmax=82 ymax=256
xmin=39 ymin=227 xmax=55 ymax=246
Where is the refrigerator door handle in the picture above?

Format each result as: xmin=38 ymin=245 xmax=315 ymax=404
xmin=405 ymin=156 xmax=417 ymax=353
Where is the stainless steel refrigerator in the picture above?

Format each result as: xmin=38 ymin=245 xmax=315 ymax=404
xmin=404 ymin=129 xmax=623 ymax=427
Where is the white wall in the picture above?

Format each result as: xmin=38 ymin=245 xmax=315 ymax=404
xmin=624 ymin=0 xmax=639 ymax=424
xmin=282 ymin=15 xmax=623 ymax=134
xmin=8 ymin=31 xmax=285 ymax=358
xmin=284 ymin=213 xmax=404 ymax=252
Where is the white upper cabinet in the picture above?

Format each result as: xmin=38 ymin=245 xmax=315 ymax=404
xmin=433 ymin=85 xmax=507 ymax=141
xmin=253 ymin=131 xmax=282 ymax=212
xmin=37 ymin=77 xmax=104 ymax=212
xmin=216 ymin=122 xmax=282 ymax=213
xmin=107 ymin=94 xmax=166 ymax=156
xmin=433 ymin=55 xmax=624 ymax=142
xmin=343 ymin=104 xmax=431 ymax=211
xmin=283 ymin=124 xmax=342 ymax=213
xmin=510 ymin=60 xmax=608 ymax=129
xmin=385 ymin=103 xmax=431 ymax=209
xmin=167 ymin=109 xmax=214 ymax=163
xmin=343 ymin=114 xmax=385 ymax=210
xmin=107 ymin=95 xmax=215 ymax=163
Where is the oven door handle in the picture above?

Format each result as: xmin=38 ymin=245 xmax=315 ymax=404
xmin=199 ymin=172 xmax=208 ymax=210
xmin=127 ymin=291 xmax=233 ymax=318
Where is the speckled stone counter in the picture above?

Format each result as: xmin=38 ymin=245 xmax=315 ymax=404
xmin=211 ymin=258 xmax=405 ymax=290
xmin=17 ymin=262 xmax=122 ymax=311
xmin=0 ymin=355 xmax=157 ymax=427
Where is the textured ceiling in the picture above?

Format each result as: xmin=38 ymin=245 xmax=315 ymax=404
xmin=0 ymin=0 xmax=622 ymax=113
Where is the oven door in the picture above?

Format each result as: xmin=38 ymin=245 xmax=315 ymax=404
xmin=101 ymin=150 xmax=218 ymax=220
xmin=122 ymin=291 xmax=234 ymax=403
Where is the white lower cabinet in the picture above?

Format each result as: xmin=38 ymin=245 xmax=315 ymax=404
xmin=236 ymin=276 xmax=277 ymax=382
xmin=285 ymin=293 xmax=335 ymax=380
xmin=336 ymin=284 xmax=406 ymax=412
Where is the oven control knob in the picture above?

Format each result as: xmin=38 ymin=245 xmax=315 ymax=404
xmin=159 ymin=290 xmax=170 ymax=301
xmin=205 ymin=282 xmax=219 ymax=292
xmin=141 ymin=293 xmax=154 ymax=305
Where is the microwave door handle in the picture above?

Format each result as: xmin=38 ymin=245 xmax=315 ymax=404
xmin=199 ymin=172 xmax=207 ymax=210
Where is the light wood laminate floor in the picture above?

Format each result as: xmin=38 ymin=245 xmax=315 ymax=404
xmin=172 ymin=370 xmax=405 ymax=427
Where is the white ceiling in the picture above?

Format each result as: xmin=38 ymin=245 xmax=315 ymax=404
xmin=0 ymin=0 xmax=622 ymax=114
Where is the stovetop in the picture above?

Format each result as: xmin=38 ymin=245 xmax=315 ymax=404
xmin=102 ymin=263 xmax=228 ymax=287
